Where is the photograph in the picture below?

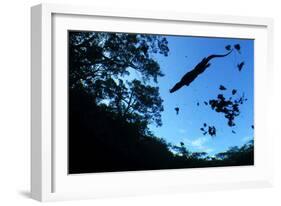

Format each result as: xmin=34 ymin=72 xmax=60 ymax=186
xmin=68 ymin=31 xmax=254 ymax=174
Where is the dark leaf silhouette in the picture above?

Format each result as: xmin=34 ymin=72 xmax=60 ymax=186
xmin=208 ymin=126 xmax=216 ymax=137
xmin=200 ymin=123 xmax=216 ymax=137
xmin=219 ymin=85 xmax=227 ymax=90
xmin=232 ymin=130 xmax=236 ymax=134
xmin=232 ymin=89 xmax=237 ymax=95
xmin=234 ymin=44 xmax=241 ymax=53
xmin=251 ymin=125 xmax=254 ymax=129
xmin=169 ymin=50 xmax=232 ymax=93
xmin=225 ymin=45 xmax=231 ymax=51
xmin=197 ymin=102 xmax=200 ymax=106
xmin=204 ymin=101 xmax=208 ymax=106
xmin=237 ymin=61 xmax=245 ymax=71
xmin=175 ymin=107 xmax=179 ymax=115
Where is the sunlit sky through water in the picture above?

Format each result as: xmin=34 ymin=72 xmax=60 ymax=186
xmin=127 ymin=35 xmax=254 ymax=156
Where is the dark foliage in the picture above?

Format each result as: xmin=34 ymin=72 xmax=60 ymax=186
xmin=215 ymin=140 xmax=254 ymax=165
xmin=68 ymin=31 xmax=169 ymax=128
xmin=208 ymin=93 xmax=247 ymax=127
xmin=69 ymin=89 xmax=254 ymax=173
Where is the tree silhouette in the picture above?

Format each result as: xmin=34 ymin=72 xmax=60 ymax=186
xmin=172 ymin=142 xmax=190 ymax=157
xmin=69 ymin=31 xmax=169 ymax=127
xmin=215 ymin=140 xmax=254 ymax=165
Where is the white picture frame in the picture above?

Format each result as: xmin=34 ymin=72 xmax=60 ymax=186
xmin=31 ymin=3 xmax=274 ymax=202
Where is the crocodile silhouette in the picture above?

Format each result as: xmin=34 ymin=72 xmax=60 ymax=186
xmin=170 ymin=50 xmax=233 ymax=93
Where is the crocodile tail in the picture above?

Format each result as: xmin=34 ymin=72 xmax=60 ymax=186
xmin=205 ymin=50 xmax=233 ymax=62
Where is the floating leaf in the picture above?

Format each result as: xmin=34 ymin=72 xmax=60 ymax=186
xmin=234 ymin=44 xmax=241 ymax=53
xmin=225 ymin=45 xmax=231 ymax=51
xmin=237 ymin=61 xmax=245 ymax=71
xmin=174 ymin=107 xmax=179 ymax=115
xmin=219 ymin=85 xmax=227 ymax=90
xmin=208 ymin=126 xmax=216 ymax=137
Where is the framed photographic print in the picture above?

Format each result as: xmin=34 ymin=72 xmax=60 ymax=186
xmin=31 ymin=3 xmax=274 ymax=201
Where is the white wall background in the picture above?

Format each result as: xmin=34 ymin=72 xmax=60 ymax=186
xmin=0 ymin=0 xmax=280 ymax=205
